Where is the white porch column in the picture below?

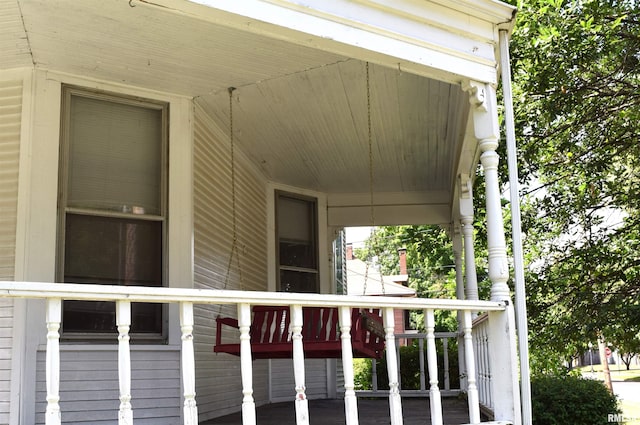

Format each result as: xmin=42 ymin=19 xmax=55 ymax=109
xmin=291 ymin=305 xmax=310 ymax=425
xmin=452 ymin=226 xmax=465 ymax=303
xmin=116 ymin=301 xmax=133 ymax=425
xmin=465 ymin=82 xmax=510 ymax=303
xmin=488 ymin=306 xmax=522 ymax=425
xmin=452 ymin=228 xmax=467 ymax=391
xmin=466 ymin=81 xmax=520 ymax=424
xmin=459 ymin=174 xmax=479 ymax=302
xmin=45 ymin=298 xmax=62 ymax=425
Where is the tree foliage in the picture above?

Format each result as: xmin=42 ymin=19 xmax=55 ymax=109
xmin=509 ymin=0 xmax=640 ymax=371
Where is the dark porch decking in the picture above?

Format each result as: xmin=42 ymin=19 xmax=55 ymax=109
xmin=203 ymin=398 xmax=474 ymax=425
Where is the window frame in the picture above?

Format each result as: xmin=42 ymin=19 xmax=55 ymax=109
xmin=275 ymin=190 xmax=319 ymax=293
xmin=56 ymin=85 xmax=169 ymax=342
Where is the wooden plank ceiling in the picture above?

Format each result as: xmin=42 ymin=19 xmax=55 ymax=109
xmin=2 ymin=0 xmax=472 ymax=201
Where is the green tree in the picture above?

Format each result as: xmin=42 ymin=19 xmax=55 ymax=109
xmin=509 ymin=0 xmax=640 ymax=372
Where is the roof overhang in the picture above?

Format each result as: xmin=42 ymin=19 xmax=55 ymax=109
xmin=2 ymin=0 xmax=517 ymax=227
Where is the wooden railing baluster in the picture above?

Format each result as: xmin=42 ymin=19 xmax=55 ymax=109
xmin=117 ymin=300 xmax=133 ymax=425
xmin=238 ymin=303 xmax=256 ymax=425
xmin=339 ymin=306 xmax=359 ymax=425
xmin=425 ymin=310 xmax=443 ymax=425
xmin=45 ymin=298 xmax=62 ymax=425
xmin=383 ymin=307 xmax=403 ymax=425
xmin=464 ymin=310 xmax=481 ymax=423
xmin=291 ymin=305 xmax=309 ymax=425
xmin=181 ymin=302 xmax=198 ymax=425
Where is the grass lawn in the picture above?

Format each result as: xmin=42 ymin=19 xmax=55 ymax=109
xmin=578 ymin=362 xmax=640 ymax=381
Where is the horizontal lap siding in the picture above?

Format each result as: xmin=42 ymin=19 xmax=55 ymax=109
xmin=193 ymin=101 xmax=269 ymax=421
xmin=35 ymin=349 xmax=181 ymax=425
xmin=270 ymin=359 xmax=329 ymax=403
xmin=0 ymin=77 xmax=22 ymax=424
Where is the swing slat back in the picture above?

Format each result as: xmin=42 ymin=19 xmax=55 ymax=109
xmin=214 ymin=306 xmax=384 ymax=359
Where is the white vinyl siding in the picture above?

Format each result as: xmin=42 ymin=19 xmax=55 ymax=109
xmin=0 ymin=79 xmax=21 ymax=279
xmin=270 ymin=359 xmax=328 ymax=403
xmin=192 ymin=101 xmax=269 ymax=421
xmin=0 ymin=77 xmax=21 ymax=424
xmin=0 ymin=303 xmax=12 ymax=421
xmin=35 ymin=349 xmax=180 ymax=425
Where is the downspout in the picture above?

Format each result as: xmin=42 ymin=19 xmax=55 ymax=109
xmin=499 ymin=29 xmax=533 ymax=425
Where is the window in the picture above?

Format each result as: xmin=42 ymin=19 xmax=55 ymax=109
xmin=57 ymin=86 xmax=168 ymax=340
xmin=276 ymin=192 xmax=319 ymax=293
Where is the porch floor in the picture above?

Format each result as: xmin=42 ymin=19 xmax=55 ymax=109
xmin=202 ymin=397 xmax=474 ymax=425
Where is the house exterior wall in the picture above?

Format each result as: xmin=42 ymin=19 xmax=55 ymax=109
xmin=192 ymin=101 xmax=271 ymax=420
xmin=0 ymin=75 xmax=22 ymax=425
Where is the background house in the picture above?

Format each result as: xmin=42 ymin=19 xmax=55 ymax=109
xmin=346 ymin=244 xmax=415 ymax=342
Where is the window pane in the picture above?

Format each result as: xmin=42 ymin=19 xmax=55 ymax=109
xmin=279 ymin=270 xmax=318 ymax=293
xmin=277 ymin=195 xmax=316 ymax=269
xmin=64 ymin=214 xmax=162 ymax=286
xmin=67 ymin=95 xmax=162 ymax=215
xmin=63 ymin=213 xmax=163 ymax=334
xmin=63 ymin=301 xmax=162 ymax=334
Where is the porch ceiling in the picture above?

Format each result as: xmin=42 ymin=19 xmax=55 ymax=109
xmin=3 ymin=0 xmax=508 ymax=223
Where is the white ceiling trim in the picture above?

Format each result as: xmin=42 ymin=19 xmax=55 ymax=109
xmin=137 ymin=0 xmax=515 ymax=84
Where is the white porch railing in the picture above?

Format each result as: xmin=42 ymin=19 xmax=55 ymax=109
xmin=356 ymin=332 xmax=461 ymax=398
xmin=473 ymin=313 xmax=493 ymax=415
xmin=0 ymin=281 xmax=515 ymax=425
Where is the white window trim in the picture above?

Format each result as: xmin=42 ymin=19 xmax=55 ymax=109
xmin=267 ymin=182 xmax=329 ymax=294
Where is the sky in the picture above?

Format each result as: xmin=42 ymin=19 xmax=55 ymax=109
xmin=345 ymin=226 xmax=373 ymax=248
